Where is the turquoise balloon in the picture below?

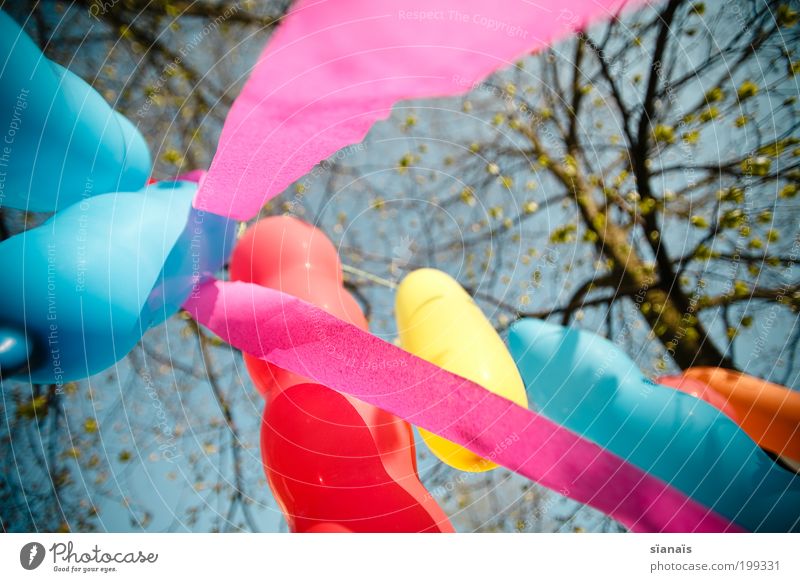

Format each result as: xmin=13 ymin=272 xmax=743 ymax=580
xmin=0 ymin=11 xmax=151 ymax=211
xmin=0 ymin=180 xmax=235 ymax=383
xmin=508 ymin=318 xmax=800 ymax=532
xmin=0 ymin=327 xmax=33 ymax=377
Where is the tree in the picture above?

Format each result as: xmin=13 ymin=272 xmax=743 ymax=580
xmin=1 ymin=0 xmax=798 ymax=533
xmin=335 ymin=0 xmax=800 ymax=376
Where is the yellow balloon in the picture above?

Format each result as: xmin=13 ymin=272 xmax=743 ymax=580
xmin=395 ymin=268 xmax=528 ymax=472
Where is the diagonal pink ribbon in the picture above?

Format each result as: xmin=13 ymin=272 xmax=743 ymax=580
xmin=193 ymin=0 xmax=635 ymax=220
xmin=184 ymin=279 xmax=744 ymax=533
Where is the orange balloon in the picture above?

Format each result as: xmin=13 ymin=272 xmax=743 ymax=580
xmin=683 ymin=367 xmax=800 ymax=465
xmin=229 ymin=216 xmax=453 ymax=532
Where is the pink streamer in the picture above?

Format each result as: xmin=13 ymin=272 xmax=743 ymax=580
xmin=184 ymin=279 xmax=743 ymax=533
xmin=194 ymin=0 xmax=634 ymax=220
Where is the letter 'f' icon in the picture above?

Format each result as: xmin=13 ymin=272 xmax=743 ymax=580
xmin=20 ymin=542 xmax=46 ymax=570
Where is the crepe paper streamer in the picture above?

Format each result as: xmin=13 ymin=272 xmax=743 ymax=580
xmin=147 ymin=170 xmax=208 ymax=187
xmin=176 ymin=169 xmax=208 ymax=184
xmin=195 ymin=0 xmax=634 ymax=220
xmin=507 ymin=319 xmax=800 ymax=532
xmin=681 ymin=367 xmax=800 ymax=466
xmin=0 ymin=11 xmax=151 ymax=212
xmin=184 ymin=279 xmax=743 ymax=533
xmin=657 ymin=374 xmax=738 ymax=421
xmin=229 ymin=217 xmax=452 ymax=532
xmin=0 ymin=179 xmax=235 ymax=383
xmin=395 ymin=269 xmax=528 ymax=472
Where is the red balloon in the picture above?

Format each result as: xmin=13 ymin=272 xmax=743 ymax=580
xmin=263 ymin=383 xmax=451 ymax=532
xmin=230 ymin=215 xmax=342 ymax=289
xmin=230 ymin=216 xmax=366 ymax=399
xmin=305 ymin=523 xmax=354 ymax=533
xmin=230 ymin=216 xmax=453 ymax=532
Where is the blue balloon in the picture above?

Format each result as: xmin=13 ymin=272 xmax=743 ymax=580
xmin=508 ymin=318 xmax=800 ymax=532
xmin=0 ymin=11 xmax=151 ymax=211
xmin=0 ymin=327 xmax=33 ymax=377
xmin=0 ymin=180 xmax=235 ymax=383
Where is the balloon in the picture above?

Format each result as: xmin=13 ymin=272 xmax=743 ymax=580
xmin=229 ymin=214 xmax=343 ymax=290
xmin=0 ymin=11 xmax=151 ymax=211
xmin=508 ymin=318 xmax=800 ymax=532
xmin=0 ymin=327 xmax=33 ymax=377
xmin=229 ymin=216 xmax=452 ymax=532
xmin=228 ymin=215 xmax=366 ymax=399
xmin=657 ymin=374 xmax=738 ymax=420
xmin=305 ymin=523 xmax=353 ymax=533
xmin=682 ymin=367 xmax=800 ymax=466
xmin=0 ymin=179 xmax=234 ymax=383
xmin=395 ymin=268 xmax=528 ymax=472
xmin=263 ymin=382 xmax=452 ymax=532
